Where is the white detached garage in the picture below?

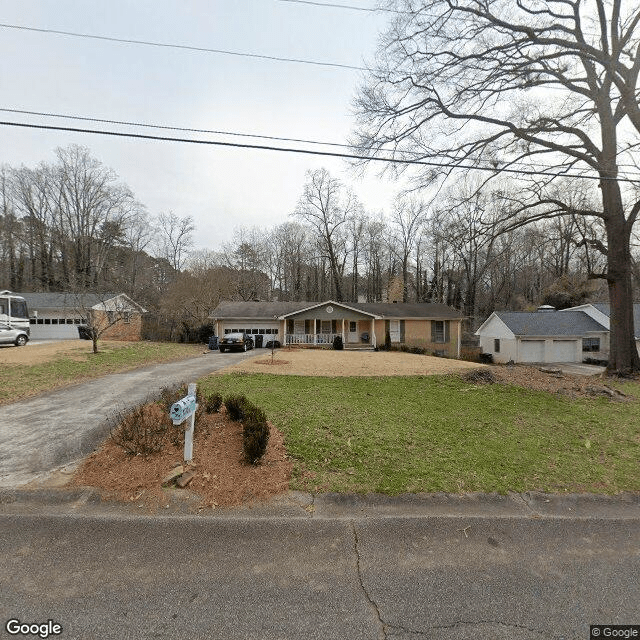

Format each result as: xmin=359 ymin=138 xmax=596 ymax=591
xmin=475 ymin=306 xmax=608 ymax=364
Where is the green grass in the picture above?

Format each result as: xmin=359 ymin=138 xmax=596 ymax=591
xmin=0 ymin=342 xmax=203 ymax=405
xmin=200 ymin=373 xmax=640 ymax=495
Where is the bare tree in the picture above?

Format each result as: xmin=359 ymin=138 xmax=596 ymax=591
xmin=157 ymin=211 xmax=195 ymax=273
xmin=355 ymin=0 xmax=640 ymax=373
xmin=293 ymin=168 xmax=356 ymax=302
xmin=388 ymin=195 xmax=426 ymax=302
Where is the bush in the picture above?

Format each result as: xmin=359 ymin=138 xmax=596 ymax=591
xmin=385 ymin=330 xmax=392 ymax=351
xmin=110 ymin=403 xmax=168 ymax=458
xmin=205 ymin=392 xmax=223 ymax=413
xmin=224 ymin=395 xmax=270 ymax=463
xmin=242 ymin=411 xmax=270 ymax=464
xmin=225 ymin=394 xmax=250 ymax=421
xmin=333 ymin=335 xmax=344 ymax=350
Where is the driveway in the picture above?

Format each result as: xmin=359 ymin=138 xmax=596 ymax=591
xmin=0 ymin=350 xmax=256 ymax=487
xmin=544 ymin=362 xmax=606 ymax=376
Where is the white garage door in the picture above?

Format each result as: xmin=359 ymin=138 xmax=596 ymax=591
xmin=552 ymin=340 xmax=579 ymax=362
xmin=520 ymin=340 xmax=545 ymax=363
xmin=30 ymin=322 xmax=80 ymax=340
xmin=221 ymin=321 xmax=280 ymax=345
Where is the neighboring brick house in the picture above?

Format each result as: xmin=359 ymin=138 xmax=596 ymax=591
xmin=210 ymin=300 xmax=464 ymax=357
xmin=18 ymin=292 xmax=146 ymax=341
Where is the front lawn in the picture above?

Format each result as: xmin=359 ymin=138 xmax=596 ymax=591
xmin=200 ymin=373 xmax=640 ymax=495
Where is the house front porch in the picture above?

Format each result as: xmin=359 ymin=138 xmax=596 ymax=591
xmin=284 ymin=317 xmax=376 ymax=348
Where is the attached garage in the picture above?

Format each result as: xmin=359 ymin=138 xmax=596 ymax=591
xmin=476 ymin=307 xmax=610 ymax=365
xmin=519 ymin=340 xmax=545 ymax=363
xmin=31 ymin=318 xmax=84 ymax=340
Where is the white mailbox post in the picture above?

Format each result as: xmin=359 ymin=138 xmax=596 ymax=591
xmin=169 ymin=382 xmax=198 ymax=463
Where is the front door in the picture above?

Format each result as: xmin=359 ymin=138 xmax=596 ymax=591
xmin=348 ymin=321 xmax=358 ymax=343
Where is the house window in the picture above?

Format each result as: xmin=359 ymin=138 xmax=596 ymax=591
xmin=123 ymin=312 xmax=131 ymax=324
xmin=349 ymin=321 xmax=357 ymax=333
xmin=583 ymin=337 xmax=600 ymax=352
xmin=494 ymin=339 xmax=500 ymax=353
xmin=431 ymin=320 xmax=449 ymax=343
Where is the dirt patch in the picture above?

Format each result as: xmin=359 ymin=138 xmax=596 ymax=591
xmin=222 ymin=347 xmax=483 ymax=377
xmin=70 ymin=407 xmax=292 ymax=511
xmin=484 ymin=364 xmax=632 ymax=401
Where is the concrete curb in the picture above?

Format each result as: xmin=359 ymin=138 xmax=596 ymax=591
xmin=1 ymin=488 xmax=639 ymax=520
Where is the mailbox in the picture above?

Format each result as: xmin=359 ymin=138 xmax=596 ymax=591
xmin=170 ymin=395 xmax=197 ymax=424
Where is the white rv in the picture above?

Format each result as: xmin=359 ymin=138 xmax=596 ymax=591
xmin=0 ymin=290 xmax=30 ymax=335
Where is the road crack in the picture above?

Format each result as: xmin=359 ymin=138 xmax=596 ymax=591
xmin=350 ymin=520 xmax=387 ymax=640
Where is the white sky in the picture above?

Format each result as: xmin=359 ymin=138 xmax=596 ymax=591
xmin=0 ymin=0 xmax=402 ymax=250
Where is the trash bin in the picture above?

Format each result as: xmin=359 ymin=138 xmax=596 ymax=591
xmin=208 ymin=336 xmax=219 ymax=350
xmin=254 ymin=334 xmax=264 ymax=348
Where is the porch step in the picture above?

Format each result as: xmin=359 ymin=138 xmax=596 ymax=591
xmin=343 ymin=345 xmax=375 ymax=351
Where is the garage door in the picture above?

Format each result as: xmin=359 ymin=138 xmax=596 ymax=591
xmin=552 ymin=340 xmax=579 ymax=362
xmin=520 ymin=340 xmax=545 ymax=363
xmin=30 ymin=322 xmax=80 ymax=340
xmin=221 ymin=322 xmax=280 ymax=345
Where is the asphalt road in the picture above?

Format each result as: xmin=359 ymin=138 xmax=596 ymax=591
xmin=0 ymin=350 xmax=256 ymax=487
xmin=1 ymin=502 xmax=638 ymax=640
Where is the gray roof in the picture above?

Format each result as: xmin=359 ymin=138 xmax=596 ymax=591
xmin=349 ymin=302 xmax=462 ymax=319
xmin=211 ymin=301 xmax=309 ymax=318
xmin=572 ymin=303 xmax=640 ymax=338
xmin=211 ymin=300 xmax=462 ymax=319
xmin=17 ymin=292 xmax=122 ymax=311
xmin=496 ymin=310 xmax=607 ymax=336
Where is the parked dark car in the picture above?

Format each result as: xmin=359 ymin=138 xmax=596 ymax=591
xmin=78 ymin=325 xmax=92 ymax=340
xmin=219 ymin=332 xmax=254 ymax=353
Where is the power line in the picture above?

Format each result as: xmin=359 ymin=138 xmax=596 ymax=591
xmin=0 ymin=22 xmax=371 ymax=72
xmin=274 ymin=0 xmax=402 ymax=13
xmin=8 ymin=106 xmax=628 ymax=176
xmin=0 ymin=108 xmax=354 ymax=150
xmin=1 ymin=119 xmax=636 ymax=183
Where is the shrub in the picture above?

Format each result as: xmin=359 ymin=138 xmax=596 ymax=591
xmin=110 ymin=403 xmax=168 ymax=458
xmin=333 ymin=335 xmax=344 ymax=350
xmin=384 ymin=330 xmax=391 ymax=351
xmin=242 ymin=411 xmax=270 ymax=464
xmin=225 ymin=394 xmax=250 ymax=421
xmin=205 ymin=392 xmax=223 ymax=413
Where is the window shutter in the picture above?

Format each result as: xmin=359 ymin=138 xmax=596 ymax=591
xmin=400 ymin=320 xmax=405 ymax=343
xmin=444 ymin=321 xmax=450 ymax=343
xmin=431 ymin=321 xmax=436 ymax=342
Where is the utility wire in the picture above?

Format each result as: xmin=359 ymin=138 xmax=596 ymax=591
xmin=0 ymin=22 xmax=371 ymax=72
xmin=0 ymin=108 xmax=354 ymax=150
xmin=5 ymin=107 xmax=640 ymax=176
xmin=1 ymin=119 xmax=636 ymax=183
xmin=274 ymin=0 xmax=402 ymax=13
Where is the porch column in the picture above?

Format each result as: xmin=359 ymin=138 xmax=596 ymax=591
xmin=371 ymin=319 xmax=376 ymax=348
xmin=341 ymin=318 xmax=345 ymax=344
xmin=314 ymin=319 xmax=318 ymax=345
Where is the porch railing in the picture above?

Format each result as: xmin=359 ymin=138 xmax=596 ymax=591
xmin=286 ymin=333 xmax=339 ymax=345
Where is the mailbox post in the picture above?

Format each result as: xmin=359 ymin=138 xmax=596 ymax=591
xmin=169 ymin=382 xmax=198 ymax=463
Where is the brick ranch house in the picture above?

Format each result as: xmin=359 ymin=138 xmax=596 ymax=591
xmin=211 ymin=300 xmax=464 ymax=357
xmin=18 ymin=292 xmax=146 ymax=341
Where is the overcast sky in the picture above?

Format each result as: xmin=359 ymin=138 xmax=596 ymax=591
xmin=0 ymin=0 xmax=402 ymax=250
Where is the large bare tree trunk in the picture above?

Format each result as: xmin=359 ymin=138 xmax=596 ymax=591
xmin=606 ymin=214 xmax=640 ymax=373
